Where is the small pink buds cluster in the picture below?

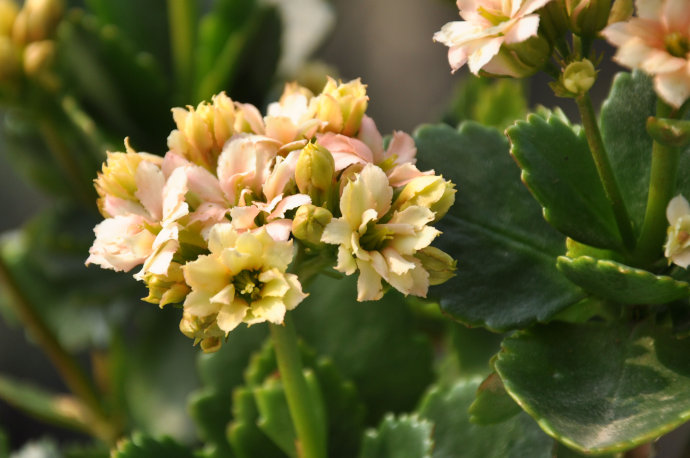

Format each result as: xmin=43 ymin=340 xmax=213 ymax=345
xmin=87 ymin=78 xmax=456 ymax=352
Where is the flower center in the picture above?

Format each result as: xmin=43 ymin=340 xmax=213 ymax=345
xmin=233 ymin=270 xmax=263 ymax=302
xmin=665 ymin=32 xmax=690 ymax=58
xmin=359 ymin=221 xmax=394 ymax=251
xmin=477 ymin=6 xmax=509 ymax=26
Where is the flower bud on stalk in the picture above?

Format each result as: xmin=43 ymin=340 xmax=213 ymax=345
xmin=142 ymin=263 xmax=191 ymax=307
xmin=295 ymin=142 xmax=335 ymax=207
xmin=607 ymin=0 xmax=632 ymax=24
xmin=565 ymin=0 xmax=612 ymax=36
xmin=562 ymin=59 xmax=597 ymax=95
xmin=292 ymin=204 xmax=333 ymax=247
xmin=315 ymin=77 xmax=368 ymax=136
xmin=416 ymin=247 xmax=457 ymax=286
xmin=0 ymin=0 xmax=18 ymax=37
xmin=393 ymin=175 xmax=456 ymax=222
xmin=12 ymin=0 xmax=63 ymax=45
xmin=537 ymin=1 xmax=569 ymax=47
xmin=481 ymin=35 xmax=552 ymax=78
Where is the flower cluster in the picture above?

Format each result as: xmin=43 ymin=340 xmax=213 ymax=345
xmin=87 ymin=78 xmax=456 ymax=351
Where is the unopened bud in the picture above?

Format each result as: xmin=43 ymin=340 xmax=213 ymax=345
xmin=393 ymin=175 xmax=456 ymax=222
xmin=538 ymin=1 xmax=569 ymax=44
xmin=292 ymin=204 xmax=333 ymax=247
xmin=23 ymin=39 xmax=54 ymax=77
xmin=179 ymin=311 xmax=224 ymax=352
xmin=12 ymin=0 xmax=63 ymax=45
xmin=295 ymin=142 xmax=335 ymax=206
xmin=315 ymin=77 xmax=368 ymax=136
xmin=0 ymin=0 xmax=18 ymax=37
xmin=647 ymin=117 xmax=690 ymax=148
xmin=562 ymin=59 xmax=596 ymax=95
xmin=416 ymin=246 xmax=457 ymax=286
xmin=142 ymin=263 xmax=191 ymax=307
xmin=607 ymin=0 xmax=633 ymax=24
xmin=0 ymin=36 xmax=19 ymax=81
xmin=566 ymin=0 xmax=612 ymax=36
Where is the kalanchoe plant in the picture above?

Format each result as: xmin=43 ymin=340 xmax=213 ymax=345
xmin=7 ymin=0 xmax=690 ymax=457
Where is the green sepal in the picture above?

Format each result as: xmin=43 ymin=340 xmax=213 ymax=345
xmin=417 ymin=378 xmax=554 ymax=457
xmin=495 ymin=321 xmax=690 ymax=454
xmin=111 ymin=433 xmax=196 ymax=458
xmin=359 ymin=414 xmax=434 ymax=458
xmin=508 ymin=112 xmax=622 ymax=249
xmin=556 ymin=256 xmax=690 ymax=304
xmin=469 ymin=372 xmax=522 ymax=425
xmin=414 ymin=122 xmax=585 ymax=331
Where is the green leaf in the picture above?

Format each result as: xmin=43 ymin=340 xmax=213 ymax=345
xmin=228 ymin=387 xmax=286 ymax=458
xmin=294 ymin=275 xmax=433 ymax=424
xmin=417 ymin=378 xmax=554 ymax=457
xmin=448 ymin=324 xmax=504 ymax=378
xmin=414 ymin=122 xmax=585 ymax=331
xmin=469 ymin=372 xmax=522 ymax=425
xmin=508 ymin=113 xmax=622 ymax=249
xmin=360 ymin=414 xmax=434 ymax=458
xmin=254 ymin=378 xmax=298 ymax=457
xmin=0 ymin=374 xmax=90 ymax=433
xmin=600 ymin=71 xmax=656 ymax=231
xmin=495 ymin=321 xmax=690 ymax=454
xmin=443 ymin=77 xmax=528 ymax=130
xmin=557 ymin=256 xmax=690 ymax=304
xmin=188 ymin=326 xmax=267 ymax=458
xmin=112 ymin=433 xmax=195 ymax=458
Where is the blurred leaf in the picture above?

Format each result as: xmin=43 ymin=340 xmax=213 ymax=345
xmin=360 ymin=414 xmax=434 ymax=458
xmin=468 ymin=372 xmax=521 ymax=425
xmin=228 ymin=386 xmax=285 ymax=458
xmin=495 ymin=321 xmax=690 ymax=454
xmin=444 ymin=76 xmax=528 ymax=130
xmin=557 ymin=256 xmax=690 ymax=304
xmin=417 ymin=378 xmax=553 ymax=457
xmin=508 ymin=113 xmax=622 ymax=249
xmin=188 ymin=326 xmax=267 ymax=458
xmin=58 ymin=10 xmax=171 ymax=152
xmin=112 ymin=433 xmax=195 ymax=458
xmin=10 ymin=438 xmax=61 ymax=458
xmin=294 ymin=275 xmax=434 ymax=424
xmin=254 ymin=378 xmax=299 ymax=457
xmin=448 ymin=323 xmax=503 ymax=378
xmin=82 ymin=0 xmax=170 ymax=70
xmin=0 ymin=374 xmax=90 ymax=433
xmin=414 ymin=122 xmax=585 ymax=331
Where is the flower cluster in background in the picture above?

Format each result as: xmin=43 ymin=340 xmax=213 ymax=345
xmin=86 ymin=78 xmax=456 ymax=351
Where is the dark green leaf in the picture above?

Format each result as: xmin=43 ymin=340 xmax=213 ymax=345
xmin=228 ymin=386 xmax=288 ymax=458
xmin=414 ymin=122 xmax=585 ymax=331
xmin=557 ymin=256 xmax=690 ymax=304
xmin=508 ymin=113 xmax=622 ymax=249
xmin=360 ymin=414 xmax=434 ymax=458
xmin=254 ymin=378 xmax=298 ymax=457
xmin=448 ymin=324 xmax=503 ymax=378
xmin=294 ymin=275 xmax=433 ymax=424
xmin=469 ymin=372 xmax=522 ymax=425
xmin=112 ymin=433 xmax=195 ymax=458
xmin=418 ymin=378 xmax=553 ymax=457
xmin=600 ymin=71 xmax=655 ymax=231
xmin=495 ymin=321 xmax=690 ymax=454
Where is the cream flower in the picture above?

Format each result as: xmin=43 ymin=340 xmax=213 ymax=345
xmin=321 ymin=164 xmax=441 ymax=301
xmin=181 ymin=224 xmax=307 ymax=341
xmin=665 ymin=194 xmax=690 ymax=267
xmin=602 ymin=0 xmax=690 ymax=108
xmin=264 ymin=82 xmax=320 ymax=144
xmin=433 ymin=0 xmax=553 ymax=76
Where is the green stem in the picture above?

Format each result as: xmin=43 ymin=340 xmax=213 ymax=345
xmin=270 ymin=316 xmax=326 ymax=458
xmin=167 ymin=0 xmax=197 ymax=103
xmin=633 ymin=101 xmax=680 ymax=266
xmin=575 ymin=93 xmax=636 ymax=250
xmin=0 ymin=256 xmax=118 ymax=443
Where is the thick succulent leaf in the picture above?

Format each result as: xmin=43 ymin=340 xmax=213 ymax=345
xmin=495 ymin=321 xmax=690 ymax=454
xmin=508 ymin=113 xmax=622 ymax=249
xmin=254 ymin=378 xmax=298 ymax=457
xmin=360 ymin=414 xmax=434 ymax=458
xmin=448 ymin=323 xmax=504 ymax=378
xmin=469 ymin=372 xmax=522 ymax=425
xmin=417 ymin=378 xmax=553 ymax=457
xmin=414 ymin=122 xmax=585 ymax=331
xmin=111 ymin=433 xmax=195 ymax=458
xmin=228 ymin=387 xmax=285 ymax=458
xmin=294 ymin=275 xmax=433 ymax=424
xmin=0 ymin=374 xmax=90 ymax=433
xmin=557 ymin=256 xmax=690 ymax=304
xmin=599 ymin=71 xmax=655 ymax=231
xmin=188 ymin=326 xmax=267 ymax=457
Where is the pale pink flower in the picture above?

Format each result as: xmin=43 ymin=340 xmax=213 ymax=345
xmin=433 ymin=0 xmax=552 ymax=76
xmin=602 ymin=0 xmax=690 ymax=108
